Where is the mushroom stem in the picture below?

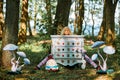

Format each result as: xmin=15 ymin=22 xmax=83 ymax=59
xmin=98 ymin=60 xmax=102 ymax=68
xmin=16 ymin=57 xmax=20 ymax=68
xmin=17 ymin=64 xmax=25 ymax=71
xmin=97 ymin=48 xmax=105 ymax=62
xmin=105 ymin=55 xmax=108 ymax=62
xmin=11 ymin=51 xmax=16 ymax=58
xmin=16 ymin=57 xmax=20 ymax=62
xmin=97 ymin=48 xmax=107 ymax=71
xmin=11 ymin=57 xmax=17 ymax=72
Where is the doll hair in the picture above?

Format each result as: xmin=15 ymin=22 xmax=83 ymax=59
xmin=61 ymin=27 xmax=72 ymax=35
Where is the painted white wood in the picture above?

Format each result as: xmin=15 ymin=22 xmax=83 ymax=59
xmin=51 ymin=35 xmax=86 ymax=69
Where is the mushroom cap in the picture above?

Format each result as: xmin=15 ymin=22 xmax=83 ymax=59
xmin=103 ymin=46 xmax=115 ymax=54
xmin=16 ymin=51 xmax=26 ymax=58
xmin=24 ymin=58 xmax=30 ymax=65
xmin=3 ymin=44 xmax=18 ymax=51
xmin=91 ymin=53 xmax=98 ymax=61
xmin=91 ymin=41 xmax=105 ymax=48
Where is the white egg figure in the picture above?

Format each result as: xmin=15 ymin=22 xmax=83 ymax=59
xmin=45 ymin=59 xmax=58 ymax=71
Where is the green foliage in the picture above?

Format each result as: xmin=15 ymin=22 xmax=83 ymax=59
xmin=0 ymin=35 xmax=120 ymax=79
xmin=0 ymin=69 xmax=15 ymax=80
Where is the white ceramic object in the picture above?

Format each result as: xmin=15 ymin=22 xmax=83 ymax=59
xmin=17 ymin=51 xmax=26 ymax=58
xmin=45 ymin=59 xmax=58 ymax=71
xmin=3 ymin=44 xmax=18 ymax=50
xmin=91 ymin=41 xmax=105 ymax=48
xmin=11 ymin=57 xmax=18 ymax=72
xmin=24 ymin=58 xmax=30 ymax=65
xmin=98 ymin=57 xmax=107 ymax=71
xmin=91 ymin=54 xmax=98 ymax=61
xmin=103 ymin=46 xmax=115 ymax=55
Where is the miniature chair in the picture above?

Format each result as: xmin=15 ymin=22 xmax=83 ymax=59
xmin=51 ymin=35 xmax=86 ymax=69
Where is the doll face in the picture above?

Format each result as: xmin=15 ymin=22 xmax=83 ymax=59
xmin=64 ymin=28 xmax=70 ymax=35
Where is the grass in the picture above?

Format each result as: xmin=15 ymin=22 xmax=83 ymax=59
xmin=0 ymin=35 xmax=120 ymax=80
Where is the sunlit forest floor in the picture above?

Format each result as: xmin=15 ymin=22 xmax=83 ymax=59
xmin=0 ymin=34 xmax=120 ymax=80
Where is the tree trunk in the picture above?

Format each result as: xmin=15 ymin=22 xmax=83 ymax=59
xmin=0 ymin=0 xmax=4 ymax=67
xmin=2 ymin=0 xmax=20 ymax=68
xmin=28 ymin=16 xmax=32 ymax=36
xmin=0 ymin=0 xmax=3 ymax=38
xmin=53 ymin=0 xmax=72 ymax=35
xmin=45 ymin=0 xmax=52 ymax=35
xmin=97 ymin=0 xmax=118 ymax=45
xmin=18 ymin=0 xmax=28 ymax=44
xmin=91 ymin=12 xmax=94 ymax=37
xmin=78 ymin=0 xmax=84 ymax=35
xmin=105 ymin=0 xmax=118 ymax=46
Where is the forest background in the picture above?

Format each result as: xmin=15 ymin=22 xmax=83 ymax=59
xmin=0 ymin=0 xmax=120 ymax=80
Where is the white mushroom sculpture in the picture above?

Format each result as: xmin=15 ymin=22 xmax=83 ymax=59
xmin=16 ymin=52 xmax=30 ymax=72
xmin=98 ymin=46 xmax=115 ymax=71
xmin=24 ymin=58 xmax=30 ymax=65
xmin=15 ymin=51 xmax=27 ymax=71
xmin=91 ymin=41 xmax=107 ymax=71
xmin=91 ymin=41 xmax=105 ymax=48
xmin=16 ymin=51 xmax=26 ymax=58
xmin=91 ymin=41 xmax=116 ymax=72
xmin=3 ymin=44 xmax=18 ymax=57
xmin=103 ymin=46 xmax=115 ymax=55
xmin=17 ymin=57 xmax=30 ymax=72
xmin=100 ymin=46 xmax=115 ymax=71
xmin=3 ymin=44 xmax=19 ymax=72
xmin=3 ymin=44 xmax=30 ymax=73
xmin=3 ymin=44 xmax=18 ymax=51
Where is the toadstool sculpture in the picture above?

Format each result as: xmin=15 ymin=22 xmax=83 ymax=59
xmin=91 ymin=41 xmax=116 ymax=73
xmin=3 ymin=44 xmax=30 ymax=74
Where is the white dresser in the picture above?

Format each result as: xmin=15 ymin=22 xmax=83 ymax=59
xmin=51 ymin=35 xmax=86 ymax=69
